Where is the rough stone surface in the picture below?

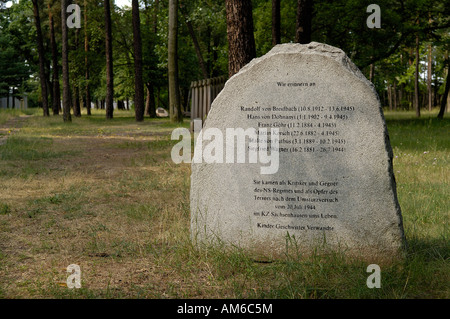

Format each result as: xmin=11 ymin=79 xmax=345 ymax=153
xmin=190 ymin=42 xmax=405 ymax=261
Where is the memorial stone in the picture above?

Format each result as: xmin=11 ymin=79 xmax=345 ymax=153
xmin=190 ymin=42 xmax=405 ymax=261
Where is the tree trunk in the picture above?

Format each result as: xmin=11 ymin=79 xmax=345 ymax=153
xmin=437 ymin=60 xmax=449 ymax=119
xmin=393 ymin=81 xmax=397 ymax=111
xmin=179 ymin=2 xmax=208 ymax=78
xmin=182 ymin=13 xmax=208 ymax=79
xmin=399 ymin=53 xmax=404 ymax=109
xmin=32 ymin=0 xmax=49 ymax=116
xmin=154 ymin=0 xmax=159 ymax=33
xmin=132 ymin=0 xmax=145 ymax=122
xmin=433 ymin=76 xmax=439 ymax=107
xmin=399 ymin=83 xmax=404 ymax=109
xmin=145 ymin=83 xmax=157 ymax=118
xmin=84 ymin=0 xmax=91 ymax=115
xmin=61 ymin=0 xmax=72 ymax=122
xmin=428 ymin=43 xmax=432 ymax=111
xmin=272 ymin=0 xmax=280 ymax=46
xmin=295 ymin=0 xmax=313 ymax=44
xmin=388 ymin=84 xmax=392 ymax=111
xmin=48 ymin=2 xmax=60 ymax=115
xmin=145 ymin=86 xmax=150 ymax=115
xmin=421 ymin=89 xmax=426 ymax=109
xmin=414 ymin=34 xmax=420 ymax=117
xmin=46 ymin=59 xmax=52 ymax=110
xmin=104 ymin=0 xmax=114 ymax=119
xmin=156 ymin=87 xmax=160 ymax=109
xmin=73 ymin=26 xmax=81 ymax=117
xmin=73 ymin=85 xmax=81 ymax=117
xmin=369 ymin=62 xmax=374 ymax=83
xmin=168 ymin=0 xmax=182 ymax=122
xmin=225 ymin=0 xmax=256 ymax=77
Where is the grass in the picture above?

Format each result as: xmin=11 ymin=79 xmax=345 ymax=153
xmin=0 ymin=136 xmax=78 ymax=161
xmin=0 ymin=108 xmax=37 ymax=125
xmin=0 ymin=108 xmax=448 ymax=299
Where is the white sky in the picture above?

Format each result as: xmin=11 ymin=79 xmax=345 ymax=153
xmin=115 ymin=0 xmax=132 ymax=8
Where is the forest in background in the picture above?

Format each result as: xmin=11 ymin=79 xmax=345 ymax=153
xmin=0 ymin=0 xmax=449 ymax=122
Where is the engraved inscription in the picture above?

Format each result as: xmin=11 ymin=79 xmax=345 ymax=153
xmin=238 ymin=83 xmax=358 ymax=232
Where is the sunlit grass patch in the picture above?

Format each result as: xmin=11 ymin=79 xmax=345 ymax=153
xmin=0 ymin=136 xmax=77 ymax=161
xmin=0 ymin=108 xmax=38 ymax=125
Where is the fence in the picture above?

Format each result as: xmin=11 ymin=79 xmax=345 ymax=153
xmin=190 ymin=76 xmax=227 ymax=129
xmin=0 ymin=96 xmax=28 ymax=109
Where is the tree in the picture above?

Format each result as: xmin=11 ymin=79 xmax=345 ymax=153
xmin=31 ymin=0 xmax=49 ymax=116
xmin=48 ymin=1 xmax=60 ymax=115
xmin=73 ymin=24 xmax=81 ymax=117
xmin=168 ymin=0 xmax=182 ymax=122
xmin=132 ymin=0 xmax=145 ymax=122
xmin=427 ymin=43 xmax=432 ymax=111
xmin=180 ymin=4 xmax=208 ymax=79
xmin=438 ymin=57 xmax=449 ymax=119
xmin=143 ymin=0 xmax=161 ymax=118
xmin=414 ymin=33 xmax=420 ymax=117
xmin=272 ymin=0 xmax=280 ymax=46
xmin=84 ymin=0 xmax=91 ymax=115
xmin=104 ymin=0 xmax=114 ymax=119
xmin=2 ymin=0 xmax=448 ymax=122
xmin=61 ymin=0 xmax=72 ymax=122
xmin=225 ymin=0 xmax=256 ymax=77
xmin=0 ymin=2 xmax=31 ymax=107
xmin=295 ymin=0 xmax=313 ymax=44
